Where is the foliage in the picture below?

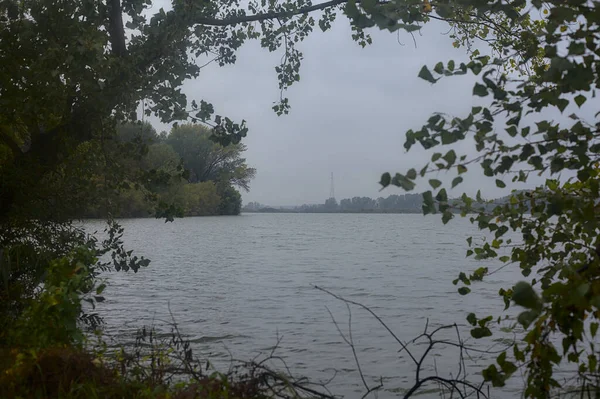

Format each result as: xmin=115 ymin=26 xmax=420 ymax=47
xmin=0 ymin=345 xmax=266 ymax=399
xmin=5 ymin=247 xmax=99 ymax=349
xmin=244 ymin=192 xmax=511 ymax=213
xmin=378 ymin=0 xmax=600 ymax=396
xmin=0 ymin=224 xmax=92 ymax=337
xmin=174 ymin=181 xmax=222 ymax=216
xmin=116 ymin=121 xmax=159 ymax=145
xmin=0 ymin=322 xmax=336 ymax=399
xmin=0 ymin=219 xmax=150 ymax=347
xmin=166 ymin=124 xmax=256 ymax=191
xmin=217 ymin=183 xmax=243 ymax=216
xmin=79 ymin=123 xmax=252 ymax=218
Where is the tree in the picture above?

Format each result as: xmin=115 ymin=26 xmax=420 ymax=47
xmin=144 ymin=143 xmax=182 ymax=176
xmin=117 ymin=121 xmax=159 ymax=145
xmin=174 ymin=182 xmax=221 ymax=216
xmin=379 ymin=1 xmax=600 ymax=396
xmin=166 ymin=124 xmax=256 ymax=191
xmin=324 ymin=197 xmax=339 ymax=211
xmin=217 ymin=184 xmax=242 ymax=215
xmin=78 ymin=123 xmax=251 ymax=218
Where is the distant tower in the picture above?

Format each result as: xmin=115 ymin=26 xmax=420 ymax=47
xmin=329 ymin=172 xmax=335 ymax=200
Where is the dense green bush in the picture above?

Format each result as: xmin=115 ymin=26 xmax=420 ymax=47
xmin=77 ymin=123 xmax=253 ymax=218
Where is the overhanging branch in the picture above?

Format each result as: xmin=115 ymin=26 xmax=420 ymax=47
xmin=192 ymin=0 xmax=348 ymax=26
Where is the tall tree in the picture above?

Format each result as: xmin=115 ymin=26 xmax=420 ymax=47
xmin=117 ymin=121 xmax=159 ymax=145
xmin=166 ymin=124 xmax=256 ymax=191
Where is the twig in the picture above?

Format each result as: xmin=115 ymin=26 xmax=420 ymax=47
xmin=315 ymin=285 xmax=418 ymax=365
xmin=316 ymin=286 xmax=491 ymax=399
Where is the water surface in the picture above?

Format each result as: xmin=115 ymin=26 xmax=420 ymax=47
xmin=87 ymin=213 xmax=524 ymax=398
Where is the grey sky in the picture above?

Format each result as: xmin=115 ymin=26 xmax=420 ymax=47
xmin=147 ymin=8 xmax=551 ymax=206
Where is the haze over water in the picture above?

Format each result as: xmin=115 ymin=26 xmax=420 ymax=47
xmin=88 ymin=213 xmax=526 ymax=398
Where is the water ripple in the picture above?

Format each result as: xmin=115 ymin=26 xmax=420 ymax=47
xmin=84 ymin=213 xmax=524 ymax=399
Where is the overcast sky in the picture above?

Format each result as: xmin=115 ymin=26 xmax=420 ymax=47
xmin=147 ymin=6 xmax=551 ymax=206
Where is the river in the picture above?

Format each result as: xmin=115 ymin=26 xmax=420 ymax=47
xmin=85 ymin=213 xmax=526 ymax=398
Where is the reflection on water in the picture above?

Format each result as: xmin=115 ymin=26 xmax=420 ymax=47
xmin=85 ymin=213 xmax=524 ymax=398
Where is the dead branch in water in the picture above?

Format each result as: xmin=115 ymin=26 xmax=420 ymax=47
xmin=315 ymin=285 xmax=491 ymax=399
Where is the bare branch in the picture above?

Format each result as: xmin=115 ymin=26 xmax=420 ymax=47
xmin=315 ymin=285 xmax=419 ymax=365
xmin=317 ymin=286 xmax=491 ymax=399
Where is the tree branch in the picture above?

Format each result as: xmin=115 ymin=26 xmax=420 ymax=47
xmin=192 ymin=0 xmax=348 ymax=26
xmin=108 ymin=0 xmax=127 ymax=56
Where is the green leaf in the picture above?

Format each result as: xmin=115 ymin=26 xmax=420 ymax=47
xmin=422 ymin=191 xmax=435 ymax=215
xmin=471 ymin=326 xmax=492 ymax=338
xmin=512 ymin=282 xmax=542 ymax=310
xmin=497 ymin=351 xmax=507 ymax=366
xmin=574 ymin=94 xmax=586 ymax=107
xmin=495 ymin=179 xmax=506 ymax=188
xmin=467 ymin=313 xmax=477 ymax=326
xmin=96 ymin=283 xmax=106 ymax=295
xmin=434 ymin=62 xmax=444 ymax=74
xmin=591 ymin=322 xmax=598 ymax=338
xmin=568 ymin=41 xmax=585 ymax=55
xmin=517 ymin=310 xmax=539 ymax=329
xmin=429 ymin=179 xmax=442 ymax=189
xmin=501 ymin=360 xmax=517 ymax=375
xmin=451 ymin=176 xmax=463 ymax=188
xmin=435 ymin=188 xmax=448 ymax=202
xmin=379 ymin=172 xmax=391 ymax=187
xmin=443 ymin=150 xmax=456 ymax=165
xmin=473 ymin=83 xmax=488 ymax=96
xmin=406 ymin=168 xmax=417 ymax=180
xmin=418 ymin=65 xmax=437 ymax=83
xmin=457 ymin=164 xmax=467 ymax=174
xmin=514 ymin=345 xmax=525 ymax=362
xmin=556 ymin=98 xmax=569 ymax=112
xmin=392 ymin=173 xmax=415 ymax=190
xmin=469 ymin=62 xmax=483 ymax=75
xmin=590 ymin=355 xmax=597 ymax=373
xmin=578 ymin=169 xmax=590 ymax=182
xmin=442 ymin=210 xmax=453 ymax=224
xmin=458 ymin=287 xmax=471 ymax=295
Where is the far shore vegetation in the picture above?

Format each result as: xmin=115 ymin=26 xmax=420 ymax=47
xmin=79 ymin=122 xmax=256 ymax=218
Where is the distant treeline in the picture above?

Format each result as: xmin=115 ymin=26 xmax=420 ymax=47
xmin=243 ymin=192 xmax=527 ymax=214
xmin=80 ymin=122 xmax=255 ymax=218
xmin=244 ymin=194 xmax=423 ymax=213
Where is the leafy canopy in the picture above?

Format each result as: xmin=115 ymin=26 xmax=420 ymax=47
xmin=380 ymin=0 xmax=600 ymax=396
